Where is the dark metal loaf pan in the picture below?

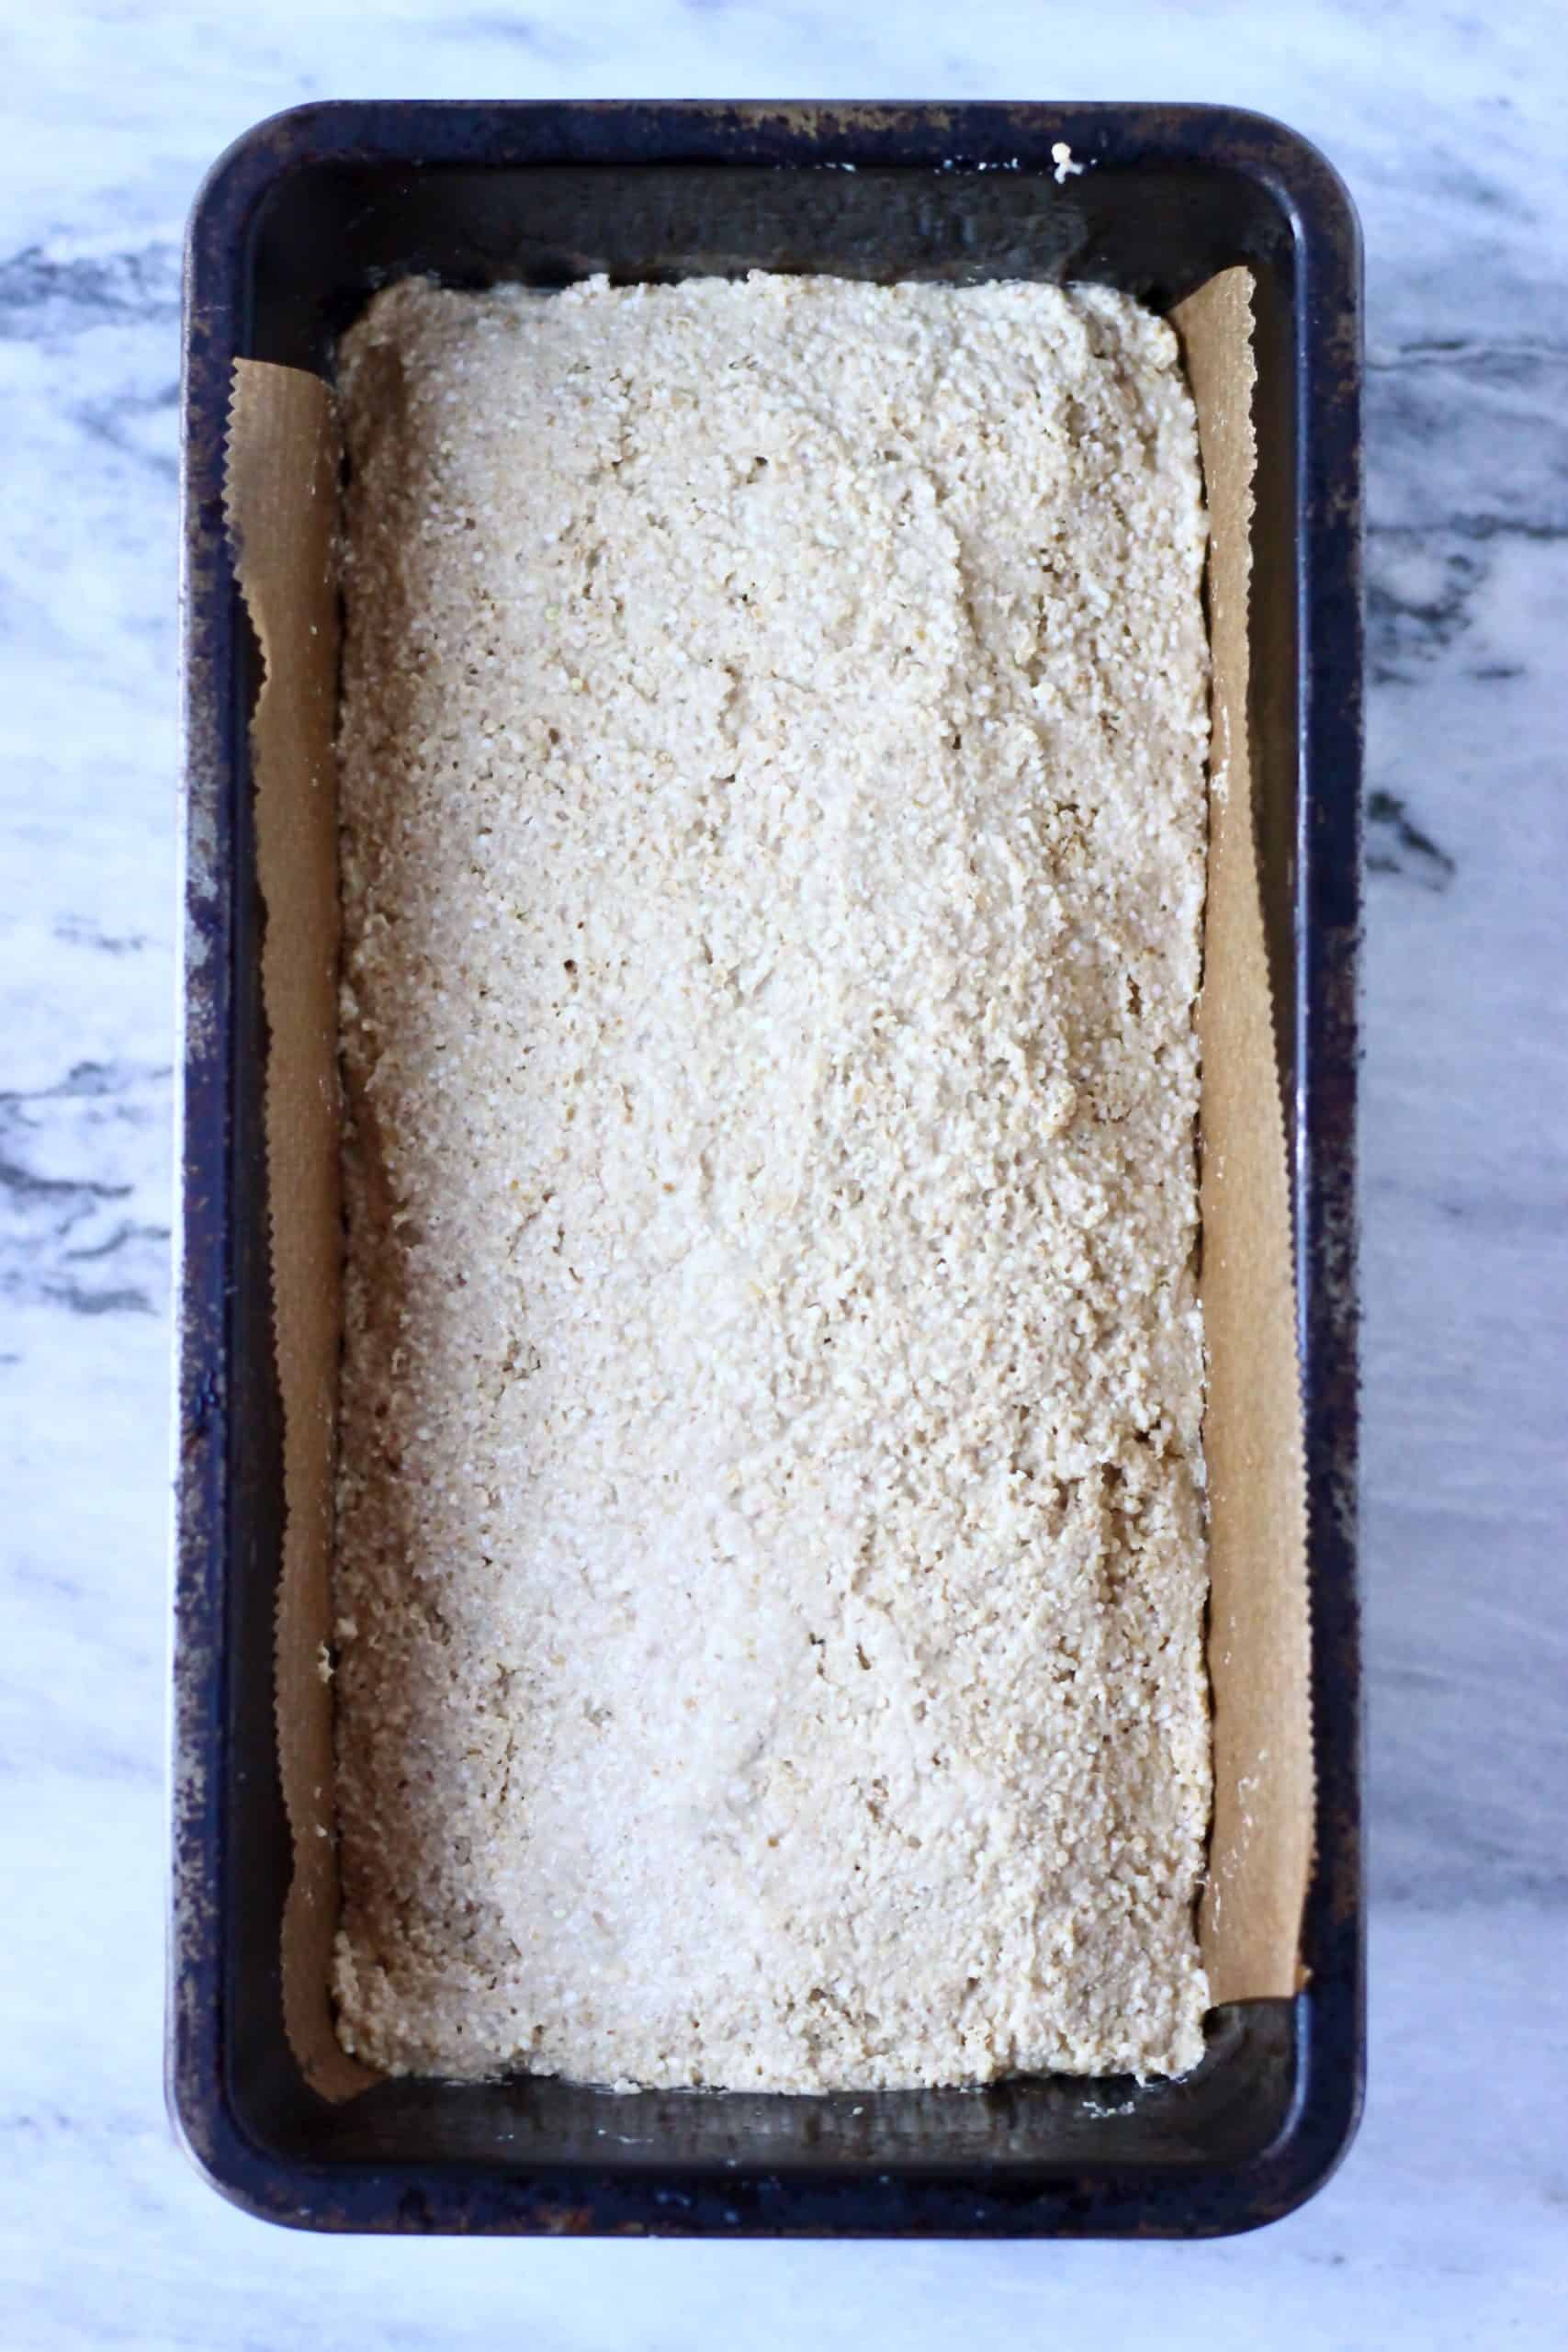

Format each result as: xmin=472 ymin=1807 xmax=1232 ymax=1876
xmin=174 ymin=99 xmax=1362 ymax=2238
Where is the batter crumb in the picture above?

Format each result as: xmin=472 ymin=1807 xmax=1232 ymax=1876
xmin=333 ymin=272 xmax=1211 ymax=2089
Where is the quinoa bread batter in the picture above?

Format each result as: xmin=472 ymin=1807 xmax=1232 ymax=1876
xmin=331 ymin=273 xmax=1212 ymax=2089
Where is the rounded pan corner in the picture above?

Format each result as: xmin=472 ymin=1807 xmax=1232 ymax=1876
xmin=1209 ymin=105 xmax=1363 ymax=278
xmin=1144 ymin=2101 xmax=1362 ymax=2243
xmin=164 ymin=2050 xmax=307 ymax=2233
xmin=185 ymin=101 xmax=365 ymax=285
xmin=1248 ymin=2105 xmax=1365 ymax=2236
xmin=1219 ymin=2005 xmax=1366 ymax=2237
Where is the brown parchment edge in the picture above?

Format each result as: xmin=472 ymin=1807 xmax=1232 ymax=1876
xmin=1175 ymin=269 xmax=1314 ymax=2002
xmin=228 ymin=269 xmax=1312 ymax=2097
xmin=223 ymin=363 xmax=371 ymax=2099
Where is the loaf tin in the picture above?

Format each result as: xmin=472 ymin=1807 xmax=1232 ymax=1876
xmin=174 ymin=100 xmax=1363 ymax=2237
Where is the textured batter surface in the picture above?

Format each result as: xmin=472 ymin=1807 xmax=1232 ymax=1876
xmin=332 ymin=273 xmax=1212 ymax=2089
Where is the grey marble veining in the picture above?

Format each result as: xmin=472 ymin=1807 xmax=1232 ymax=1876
xmin=3 ymin=4 xmax=1565 ymax=2341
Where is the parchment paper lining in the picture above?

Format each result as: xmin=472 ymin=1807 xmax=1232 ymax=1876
xmin=1173 ymin=272 xmax=1313 ymax=2004
xmin=222 ymin=265 xmax=1310 ymax=2099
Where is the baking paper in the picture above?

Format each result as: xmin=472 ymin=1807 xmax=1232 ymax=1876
xmin=226 ymin=265 xmax=1311 ymax=2092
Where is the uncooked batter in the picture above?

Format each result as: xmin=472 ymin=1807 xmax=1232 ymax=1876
xmin=332 ymin=272 xmax=1212 ymax=2089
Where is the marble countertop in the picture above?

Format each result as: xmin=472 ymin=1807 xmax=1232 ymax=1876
xmin=4 ymin=2 xmax=1564 ymax=2341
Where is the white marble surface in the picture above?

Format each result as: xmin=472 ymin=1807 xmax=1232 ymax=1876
xmin=4 ymin=1 xmax=1565 ymax=2339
